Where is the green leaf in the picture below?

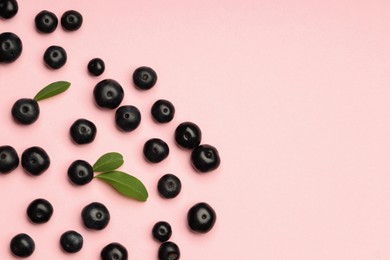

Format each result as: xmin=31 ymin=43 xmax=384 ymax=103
xmin=33 ymin=81 xmax=71 ymax=101
xmin=95 ymin=171 xmax=148 ymax=201
xmin=93 ymin=152 xmax=124 ymax=172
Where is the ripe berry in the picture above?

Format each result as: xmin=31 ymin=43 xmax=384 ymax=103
xmin=157 ymin=174 xmax=181 ymax=199
xmin=88 ymin=58 xmax=105 ymax=76
xmin=43 ymin=45 xmax=67 ymax=69
xmin=60 ymin=230 xmax=83 ymax=253
xmin=191 ymin=144 xmax=220 ymax=173
xmin=133 ymin=66 xmax=157 ymax=90
xmin=0 ymin=0 xmax=18 ymax=19
xmin=174 ymin=122 xmax=201 ymax=149
xmin=151 ymin=99 xmax=175 ymax=123
xmin=67 ymin=160 xmax=93 ymax=185
xmin=0 ymin=145 xmax=19 ymax=174
xmin=152 ymin=221 xmax=172 ymax=242
xmin=81 ymin=202 xmax=110 ymax=230
xmin=70 ymin=118 xmax=97 ymax=145
xmin=158 ymin=241 xmax=180 ymax=260
xmin=100 ymin=242 xmax=128 ymax=260
xmin=35 ymin=10 xmax=58 ymax=33
xmin=143 ymin=138 xmax=169 ymax=163
xmin=61 ymin=10 xmax=83 ymax=31
xmin=93 ymin=79 xmax=124 ymax=109
xmin=115 ymin=105 xmax=141 ymax=132
xmin=10 ymin=233 xmax=35 ymax=258
xmin=0 ymin=32 xmax=22 ymax=63
xmin=187 ymin=202 xmax=216 ymax=233
xmin=21 ymin=146 xmax=50 ymax=176
xmin=11 ymin=98 xmax=40 ymax=125
xmin=26 ymin=198 xmax=53 ymax=224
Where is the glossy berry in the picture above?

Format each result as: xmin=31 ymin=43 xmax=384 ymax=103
xmin=152 ymin=221 xmax=172 ymax=242
xmin=174 ymin=122 xmax=201 ymax=149
xmin=115 ymin=105 xmax=141 ymax=132
xmin=100 ymin=242 xmax=128 ymax=260
xmin=88 ymin=58 xmax=105 ymax=76
xmin=60 ymin=230 xmax=83 ymax=253
xmin=93 ymin=79 xmax=124 ymax=109
xmin=11 ymin=98 xmax=40 ymax=125
xmin=67 ymin=160 xmax=93 ymax=185
xmin=27 ymin=198 xmax=53 ymax=224
xmin=70 ymin=119 xmax=97 ymax=145
xmin=35 ymin=10 xmax=58 ymax=33
xmin=143 ymin=138 xmax=169 ymax=163
xmin=191 ymin=144 xmax=220 ymax=173
xmin=133 ymin=66 xmax=157 ymax=90
xmin=43 ymin=45 xmax=67 ymax=69
xmin=187 ymin=202 xmax=216 ymax=233
xmin=10 ymin=233 xmax=35 ymax=258
xmin=151 ymin=99 xmax=175 ymax=123
xmin=158 ymin=241 xmax=180 ymax=260
xmin=0 ymin=32 xmax=22 ymax=63
xmin=157 ymin=174 xmax=181 ymax=199
xmin=61 ymin=10 xmax=83 ymax=31
xmin=0 ymin=0 xmax=18 ymax=19
xmin=0 ymin=145 xmax=19 ymax=174
xmin=81 ymin=202 xmax=110 ymax=230
xmin=21 ymin=146 xmax=50 ymax=176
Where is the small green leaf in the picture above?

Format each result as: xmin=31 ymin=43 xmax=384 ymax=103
xmin=95 ymin=171 xmax=148 ymax=201
xmin=93 ymin=152 xmax=124 ymax=172
xmin=33 ymin=81 xmax=71 ymax=101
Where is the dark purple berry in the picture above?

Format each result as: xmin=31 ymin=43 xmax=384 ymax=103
xmin=100 ymin=242 xmax=128 ymax=260
xmin=10 ymin=233 xmax=35 ymax=258
xmin=158 ymin=241 xmax=180 ymax=260
xmin=81 ymin=202 xmax=110 ymax=230
xmin=60 ymin=230 xmax=83 ymax=253
xmin=70 ymin=119 xmax=97 ymax=145
xmin=151 ymin=99 xmax=175 ymax=123
xmin=133 ymin=66 xmax=157 ymax=90
xmin=21 ymin=146 xmax=50 ymax=176
xmin=11 ymin=98 xmax=40 ymax=125
xmin=152 ymin=221 xmax=172 ymax=242
xmin=0 ymin=0 xmax=18 ymax=19
xmin=187 ymin=202 xmax=216 ymax=233
xmin=26 ymin=198 xmax=53 ymax=224
xmin=93 ymin=79 xmax=124 ymax=109
xmin=88 ymin=58 xmax=105 ymax=76
xmin=0 ymin=145 xmax=19 ymax=174
xmin=115 ymin=105 xmax=141 ymax=132
xmin=174 ymin=122 xmax=201 ymax=149
xmin=35 ymin=10 xmax=58 ymax=33
xmin=143 ymin=138 xmax=169 ymax=163
xmin=0 ymin=32 xmax=22 ymax=63
xmin=157 ymin=174 xmax=181 ymax=199
xmin=43 ymin=45 xmax=67 ymax=69
xmin=67 ymin=160 xmax=93 ymax=185
xmin=61 ymin=10 xmax=83 ymax=31
xmin=191 ymin=144 xmax=220 ymax=173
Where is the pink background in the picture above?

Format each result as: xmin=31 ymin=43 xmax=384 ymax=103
xmin=1 ymin=0 xmax=390 ymax=259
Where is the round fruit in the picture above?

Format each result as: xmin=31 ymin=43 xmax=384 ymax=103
xmin=10 ymin=233 xmax=35 ymax=258
xmin=21 ymin=146 xmax=50 ymax=176
xmin=152 ymin=221 xmax=172 ymax=242
xmin=27 ymin=198 xmax=53 ymax=224
xmin=61 ymin=10 xmax=83 ymax=31
xmin=157 ymin=174 xmax=181 ymax=199
xmin=11 ymin=98 xmax=40 ymax=125
xmin=100 ymin=242 xmax=128 ymax=260
xmin=133 ymin=66 xmax=157 ymax=90
xmin=0 ymin=145 xmax=19 ymax=174
xmin=60 ymin=230 xmax=83 ymax=253
xmin=191 ymin=144 xmax=220 ymax=173
xmin=67 ymin=160 xmax=93 ymax=185
xmin=0 ymin=0 xmax=18 ymax=19
xmin=174 ymin=122 xmax=201 ymax=149
xmin=88 ymin=58 xmax=105 ymax=76
xmin=93 ymin=79 xmax=124 ymax=109
xmin=143 ymin=138 xmax=169 ymax=163
xmin=69 ymin=118 xmax=97 ymax=145
xmin=35 ymin=10 xmax=58 ymax=33
xmin=115 ymin=105 xmax=141 ymax=132
xmin=158 ymin=241 xmax=180 ymax=260
xmin=0 ymin=32 xmax=22 ymax=63
xmin=187 ymin=202 xmax=216 ymax=233
xmin=151 ymin=99 xmax=175 ymax=123
xmin=81 ymin=202 xmax=110 ymax=230
xmin=43 ymin=45 xmax=67 ymax=69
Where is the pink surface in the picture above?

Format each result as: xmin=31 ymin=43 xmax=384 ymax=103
xmin=1 ymin=0 xmax=390 ymax=259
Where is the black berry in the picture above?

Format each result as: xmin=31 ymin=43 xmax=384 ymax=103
xmin=115 ymin=105 xmax=141 ymax=132
xmin=70 ymin=118 xmax=97 ymax=145
xmin=100 ymin=242 xmax=128 ymax=260
xmin=43 ymin=45 xmax=67 ymax=69
xmin=0 ymin=0 xmax=18 ymax=19
xmin=143 ymin=138 xmax=169 ymax=163
xmin=133 ymin=66 xmax=157 ymax=90
xmin=0 ymin=145 xmax=19 ymax=174
xmin=26 ymin=198 xmax=53 ymax=224
xmin=157 ymin=174 xmax=181 ymax=199
xmin=60 ymin=230 xmax=83 ymax=253
xmin=67 ymin=160 xmax=93 ymax=185
xmin=151 ymin=99 xmax=175 ymax=123
xmin=81 ymin=202 xmax=110 ymax=230
xmin=187 ymin=202 xmax=216 ymax=233
xmin=174 ymin=122 xmax=201 ymax=149
xmin=88 ymin=58 xmax=105 ymax=76
xmin=93 ymin=79 xmax=124 ymax=109
xmin=152 ymin=221 xmax=172 ymax=242
xmin=61 ymin=10 xmax=83 ymax=31
xmin=191 ymin=144 xmax=220 ymax=173
xmin=11 ymin=98 xmax=40 ymax=125
xmin=21 ymin=146 xmax=50 ymax=176
xmin=35 ymin=10 xmax=58 ymax=33
xmin=10 ymin=233 xmax=35 ymax=258
xmin=0 ymin=32 xmax=22 ymax=63
xmin=158 ymin=241 xmax=180 ymax=260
